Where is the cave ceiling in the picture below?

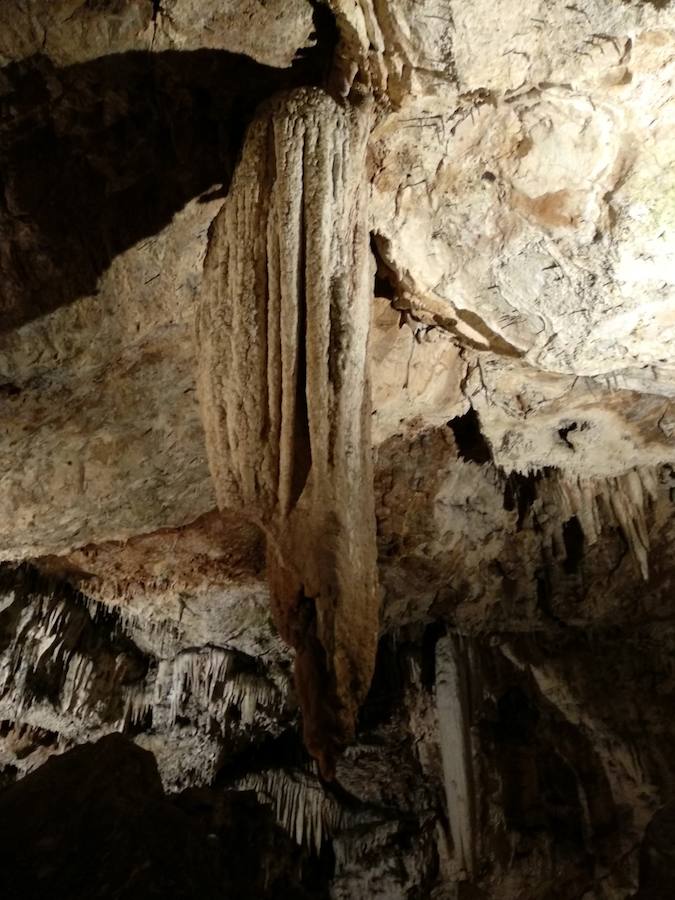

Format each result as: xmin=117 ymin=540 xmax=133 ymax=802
xmin=1 ymin=1 xmax=675 ymax=898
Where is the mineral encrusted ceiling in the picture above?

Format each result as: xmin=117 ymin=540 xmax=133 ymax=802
xmin=1 ymin=1 xmax=675 ymax=897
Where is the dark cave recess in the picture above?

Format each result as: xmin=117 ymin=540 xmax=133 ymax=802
xmin=0 ymin=3 xmax=337 ymax=334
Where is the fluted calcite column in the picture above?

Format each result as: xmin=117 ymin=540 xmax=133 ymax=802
xmin=196 ymin=88 xmax=378 ymax=777
xmin=436 ymin=633 xmax=476 ymax=878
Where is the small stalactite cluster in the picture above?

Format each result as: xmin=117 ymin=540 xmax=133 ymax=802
xmin=0 ymin=566 xmax=284 ymax=781
xmin=547 ymin=467 xmax=659 ymax=580
xmin=237 ymin=767 xmax=346 ymax=854
xmin=197 ymin=87 xmax=380 ymax=777
xmin=501 ymin=466 xmax=660 ymax=580
xmin=0 ymin=568 xmax=142 ymax=725
xmin=126 ymin=646 xmax=283 ymax=730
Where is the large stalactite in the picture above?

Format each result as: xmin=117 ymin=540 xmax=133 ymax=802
xmin=196 ymin=87 xmax=379 ymax=777
xmin=2 ymin=2 xmax=675 ymax=895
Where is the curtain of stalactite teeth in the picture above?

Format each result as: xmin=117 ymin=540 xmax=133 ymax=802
xmin=196 ymin=88 xmax=379 ymax=778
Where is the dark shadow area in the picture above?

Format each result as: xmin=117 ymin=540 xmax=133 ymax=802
xmin=558 ymin=421 xmax=578 ymax=450
xmin=562 ymin=515 xmax=585 ymax=574
xmin=369 ymin=233 xmax=397 ymax=300
xmin=0 ymin=12 xmax=336 ymax=333
xmin=502 ymin=470 xmax=542 ymax=530
xmin=447 ymin=406 xmax=493 ymax=465
xmin=478 ymin=635 xmax=624 ymax=893
xmin=636 ymin=802 xmax=675 ymax=899
xmin=357 ymin=632 xmax=410 ymax=731
xmin=0 ymin=733 xmax=329 ymax=900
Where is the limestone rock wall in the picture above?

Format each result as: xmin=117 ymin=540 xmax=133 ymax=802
xmin=0 ymin=0 xmax=674 ymax=897
xmin=0 ymin=0 xmax=316 ymax=68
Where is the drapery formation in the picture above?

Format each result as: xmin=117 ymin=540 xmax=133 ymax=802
xmin=196 ymin=88 xmax=378 ymax=777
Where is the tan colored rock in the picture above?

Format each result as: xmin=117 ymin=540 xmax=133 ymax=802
xmin=155 ymin=0 xmax=315 ymax=67
xmin=370 ymin=13 xmax=675 ymax=397
xmin=197 ymin=88 xmax=379 ymax=776
xmin=0 ymin=0 xmax=315 ymax=68
xmin=328 ymin=0 xmax=454 ymax=101
xmin=0 ymin=197 xmax=219 ymax=560
xmin=465 ymin=354 xmax=675 ymax=479
xmin=369 ymin=297 xmax=467 ymax=443
xmin=1 ymin=4 xmax=675 ymax=893
xmin=36 ymin=510 xmax=277 ymax=660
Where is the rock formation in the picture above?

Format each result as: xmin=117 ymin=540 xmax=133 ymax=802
xmin=1 ymin=0 xmax=675 ymax=897
xmin=196 ymin=87 xmax=378 ymax=777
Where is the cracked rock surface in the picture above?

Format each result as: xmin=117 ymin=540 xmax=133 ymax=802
xmin=1 ymin=1 xmax=675 ymax=897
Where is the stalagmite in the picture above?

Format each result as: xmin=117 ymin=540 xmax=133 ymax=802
xmin=435 ymin=633 xmax=475 ymax=878
xmin=196 ymin=88 xmax=379 ymax=777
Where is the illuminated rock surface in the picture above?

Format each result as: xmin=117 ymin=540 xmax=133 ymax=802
xmin=1 ymin=1 xmax=675 ymax=897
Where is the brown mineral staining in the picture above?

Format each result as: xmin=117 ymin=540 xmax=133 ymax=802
xmin=511 ymin=188 xmax=580 ymax=228
xmin=197 ymin=88 xmax=379 ymax=774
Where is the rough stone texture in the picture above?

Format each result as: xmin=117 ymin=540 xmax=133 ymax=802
xmin=197 ymin=88 xmax=379 ymax=777
xmin=0 ymin=0 xmax=315 ymax=68
xmin=370 ymin=4 xmax=675 ymax=393
xmin=0 ymin=25 xmax=333 ymax=557
xmin=327 ymin=0 xmax=455 ymax=101
xmin=0 ymin=198 xmax=217 ymax=559
xmin=0 ymin=0 xmax=675 ymax=897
